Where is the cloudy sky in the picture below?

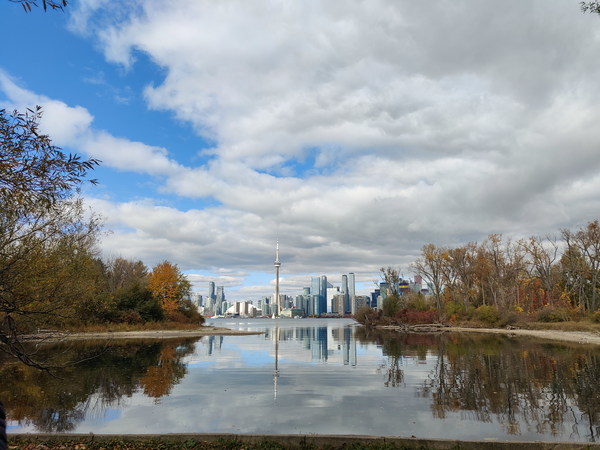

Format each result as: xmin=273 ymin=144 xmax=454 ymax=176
xmin=2 ymin=1 xmax=600 ymax=302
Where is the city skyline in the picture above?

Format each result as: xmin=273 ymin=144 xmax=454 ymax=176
xmin=2 ymin=2 xmax=600 ymax=305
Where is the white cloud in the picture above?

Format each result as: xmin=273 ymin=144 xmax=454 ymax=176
xmin=6 ymin=1 xmax=600 ymax=301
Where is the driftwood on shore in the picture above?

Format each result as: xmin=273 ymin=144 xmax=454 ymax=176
xmin=376 ymin=323 xmax=450 ymax=333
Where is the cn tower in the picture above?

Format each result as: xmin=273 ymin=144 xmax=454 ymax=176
xmin=273 ymin=238 xmax=281 ymax=318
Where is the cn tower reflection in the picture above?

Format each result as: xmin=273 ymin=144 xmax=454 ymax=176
xmin=273 ymin=326 xmax=280 ymax=405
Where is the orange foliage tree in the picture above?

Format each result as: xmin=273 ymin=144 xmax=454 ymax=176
xmin=147 ymin=261 xmax=191 ymax=314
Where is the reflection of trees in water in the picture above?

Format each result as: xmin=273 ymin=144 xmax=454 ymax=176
xmin=418 ymin=334 xmax=600 ymax=441
xmin=356 ymin=329 xmax=600 ymax=440
xmin=0 ymin=338 xmax=198 ymax=432
xmin=357 ymin=328 xmax=440 ymax=389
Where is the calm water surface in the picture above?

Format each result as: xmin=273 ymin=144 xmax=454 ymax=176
xmin=2 ymin=318 xmax=600 ymax=442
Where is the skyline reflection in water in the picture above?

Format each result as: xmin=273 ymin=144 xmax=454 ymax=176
xmin=2 ymin=318 xmax=599 ymax=442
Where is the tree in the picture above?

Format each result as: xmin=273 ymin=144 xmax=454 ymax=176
xmin=561 ymin=221 xmax=600 ymax=313
xmin=8 ymin=0 xmax=67 ymax=13
xmin=0 ymin=198 xmax=103 ymax=369
xmin=0 ymin=107 xmax=100 ymax=369
xmin=581 ymin=1 xmax=600 ymax=16
xmin=409 ymin=244 xmax=444 ymax=309
xmin=1 ymin=108 xmax=99 ymax=210
xmin=522 ymin=235 xmax=560 ymax=307
xmin=379 ymin=266 xmax=403 ymax=317
xmin=147 ymin=261 xmax=191 ymax=315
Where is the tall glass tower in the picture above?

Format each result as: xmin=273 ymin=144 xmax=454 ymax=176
xmin=349 ymin=273 xmax=355 ymax=297
xmin=342 ymin=275 xmax=349 ymax=313
xmin=216 ymin=286 xmax=224 ymax=314
xmin=311 ymin=277 xmax=320 ymax=299
xmin=321 ymin=275 xmax=327 ymax=311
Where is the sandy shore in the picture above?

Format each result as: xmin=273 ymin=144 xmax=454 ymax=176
xmin=374 ymin=323 xmax=600 ymax=345
xmin=450 ymin=326 xmax=600 ymax=345
xmin=27 ymin=326 xmax=265 ymax=341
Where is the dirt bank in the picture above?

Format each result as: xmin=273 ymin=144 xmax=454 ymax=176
xmin=9 ymin=432 xmax=600 ymax=450
xmin=451 ymin=326 xmax=600 ymax=345
xmin=374 ymin=323 xmax=600 ymax=345
xmin=25 ymin=326 xmax=265 ymax=341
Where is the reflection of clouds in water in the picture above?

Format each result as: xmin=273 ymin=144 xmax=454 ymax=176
xmin=7 ymin=321 xmax=600 ymax=442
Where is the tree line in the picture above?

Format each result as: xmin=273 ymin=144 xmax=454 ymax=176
xmin=408 ymin=222 xmax=600 ymax=317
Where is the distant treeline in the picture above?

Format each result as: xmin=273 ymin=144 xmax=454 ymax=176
xmin=408 ymin=220 xmax=600 ymax=315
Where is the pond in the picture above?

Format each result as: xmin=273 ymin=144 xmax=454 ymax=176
xmin=2 ymin=318 xmax=600 ymax=443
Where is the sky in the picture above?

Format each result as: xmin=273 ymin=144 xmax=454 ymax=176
xmin=2 ymin=1 xmax=600 ymax=302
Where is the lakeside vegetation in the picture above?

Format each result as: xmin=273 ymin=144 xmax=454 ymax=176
xmin=355 ymin=223 xmax=600 ymax=331
xmin=0 ymin=107 xmax=204 ymax=369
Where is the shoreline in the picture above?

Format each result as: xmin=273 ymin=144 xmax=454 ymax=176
xmin=372 ymin=323 xmax=600 ymax=345
xmin=9 ymin=432 xmax=600 ymax=450
xmin=25 ymin=326 xmax=265 ymax=341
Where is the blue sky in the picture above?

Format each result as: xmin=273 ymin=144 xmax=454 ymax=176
xmin=2 ymin=1 xmax=600 ymax=303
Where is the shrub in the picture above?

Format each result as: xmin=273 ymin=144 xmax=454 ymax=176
xmin=400 ymin=308 xmax=439 ymax=324
xmin=383 ymin=295 xmax=403 ymax=318
xmin=498 ymin=310 xmax=521 ymax=327
xmin=406 ymin=294 xmax=428 ymax=312
xmin=476 ymin=305 xmax=499 ymax=324
xmin=444 ymin=302 xmax=466 ymax=320
xmin=591 ymin=310 xmax=600 ymax=323
xmin=120 ymin=309 xmax=143 ymax=325
xmin=354 ymin=305 xmax=373 ymax=324
xmin=537 ymin=307 xmax=569 ymax=323
xmin=166 ymin=311 xmax=188 ymax=323
xmin=178 ymin=299 xmax=205 ymax=325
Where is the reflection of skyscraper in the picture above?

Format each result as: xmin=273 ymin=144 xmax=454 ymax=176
xmin=350 ymin=327 xmax=357 ymax=367
xmin=343 ymin=327 xmax=350 ymax=365
xmin=206 ymin=335 xmax=223 ymax=355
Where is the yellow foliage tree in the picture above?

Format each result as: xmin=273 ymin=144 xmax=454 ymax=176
xmin=147 ymin=261 xmax=191 ymax=314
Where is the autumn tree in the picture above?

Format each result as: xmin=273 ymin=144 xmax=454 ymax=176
xmin=379 ymin=266 xmax=403 ymax=317
xmin=561 ymin=221 xmax=600 ymax=313
xmin=522 ymin=235 xmax=561 ymax=307
xmin=0 ymin=198 xmax=103 ymax=368
xmin=147 ymin=261 xmax=191 ymax=315
xmin=409 ymin=244 xmax=444 ymax=309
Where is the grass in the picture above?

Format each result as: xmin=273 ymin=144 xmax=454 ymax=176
xmin=7 ymin=438 xmax=439 ymax=450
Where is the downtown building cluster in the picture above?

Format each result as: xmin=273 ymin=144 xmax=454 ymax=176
xmin=193 ymin=274 xmax=429 ymax=318
xmin=195 ymin=274 xmax=371 ymax=318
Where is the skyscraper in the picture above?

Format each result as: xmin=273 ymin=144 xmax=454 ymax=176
xmin=311 ymin=277 xmax=320 ymax=299
xmin=321 ymin=275 xmax=327 ymax=311
xmin=342 ymin=275 xmax=349 ymax=313
xmin=209 ymin=281 xmax=215 ymax=301
xmin=216 ymin=286 xmax=224 ymax=314
xmin=349 ymin=273 xmax=355 ymax=297
xmin=349 ymin=273 xmax=356 ymax=315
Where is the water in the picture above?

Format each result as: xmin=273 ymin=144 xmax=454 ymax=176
xmin=2 ymin=318 xmax=600 ymax=442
